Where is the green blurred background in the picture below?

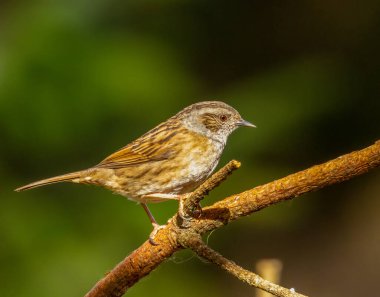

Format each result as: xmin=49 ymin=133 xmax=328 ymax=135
xmin=1 ymin=1 xmax=379 ymax=296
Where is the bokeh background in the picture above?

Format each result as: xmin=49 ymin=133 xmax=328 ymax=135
xmin=1 ymin=1 xmax=379 ymax=296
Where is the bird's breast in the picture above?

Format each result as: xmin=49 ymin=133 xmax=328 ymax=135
xmin=161 ymin=131 xmax=224 ymax=194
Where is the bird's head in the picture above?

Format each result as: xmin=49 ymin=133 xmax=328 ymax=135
xmin=176 ymin=101 xmax=255 ymax=143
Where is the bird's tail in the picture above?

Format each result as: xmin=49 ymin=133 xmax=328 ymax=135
xmin=15 ymin=171 xmax=84 ymax=192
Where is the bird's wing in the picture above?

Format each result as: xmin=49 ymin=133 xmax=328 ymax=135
xmin=95 ymin=121 xmax=181 ymax=169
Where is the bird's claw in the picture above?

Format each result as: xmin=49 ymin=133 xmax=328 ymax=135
xmin=178 ymin=195 xmax=202 ymax=228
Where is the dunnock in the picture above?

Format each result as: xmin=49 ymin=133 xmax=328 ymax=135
xmin=16 ymin=101 xmax=255 ymax=242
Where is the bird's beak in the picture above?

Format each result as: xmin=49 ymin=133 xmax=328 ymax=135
xmin=237 ymin=119 xmax=256 ymax=128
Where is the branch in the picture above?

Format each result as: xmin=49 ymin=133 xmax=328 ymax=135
xmin=178 ymin=232 xmax=305 ymax=297
xmin=192 ymin=140 xmax=380 ymax=234
xmin=85 ymin=140 xmax=380 ymax=297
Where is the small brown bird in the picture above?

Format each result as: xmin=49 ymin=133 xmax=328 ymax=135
xmin=16 ymin=101 xmax=255 ymax=242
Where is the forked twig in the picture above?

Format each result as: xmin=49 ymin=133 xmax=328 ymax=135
xmin=85 ymin=140 xmax=380 ymax=297
xmin=177 ymin=161 xmax=303 ymax=297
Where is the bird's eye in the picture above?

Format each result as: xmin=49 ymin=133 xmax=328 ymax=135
xmin=219 ymin=114 xmax=228 ymax=122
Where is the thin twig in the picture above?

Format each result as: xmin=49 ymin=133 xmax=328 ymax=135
xmin=178 ymin=231 xmax=306 ymax=297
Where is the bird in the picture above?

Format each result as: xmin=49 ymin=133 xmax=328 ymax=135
xmin=15 ymin=101 xmax=255 ymax=243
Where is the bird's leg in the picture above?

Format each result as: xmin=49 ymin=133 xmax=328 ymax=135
xmin=140 ymin=203 xmax=166 ymax=245
xmin=140 ymin=193 xmax=181 ymax=244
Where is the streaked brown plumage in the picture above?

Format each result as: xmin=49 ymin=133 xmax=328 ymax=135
xmin=16 ymin=101 xmax=255 ymax=242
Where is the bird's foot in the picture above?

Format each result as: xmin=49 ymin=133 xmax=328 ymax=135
xmin=178 ymin=193 xmax=202 ymax=228
xmin=149 ymin=223 xmax=166 ymax=245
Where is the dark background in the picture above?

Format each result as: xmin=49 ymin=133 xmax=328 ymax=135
xmin=1 ymin=1 xmax=379 ymax=296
